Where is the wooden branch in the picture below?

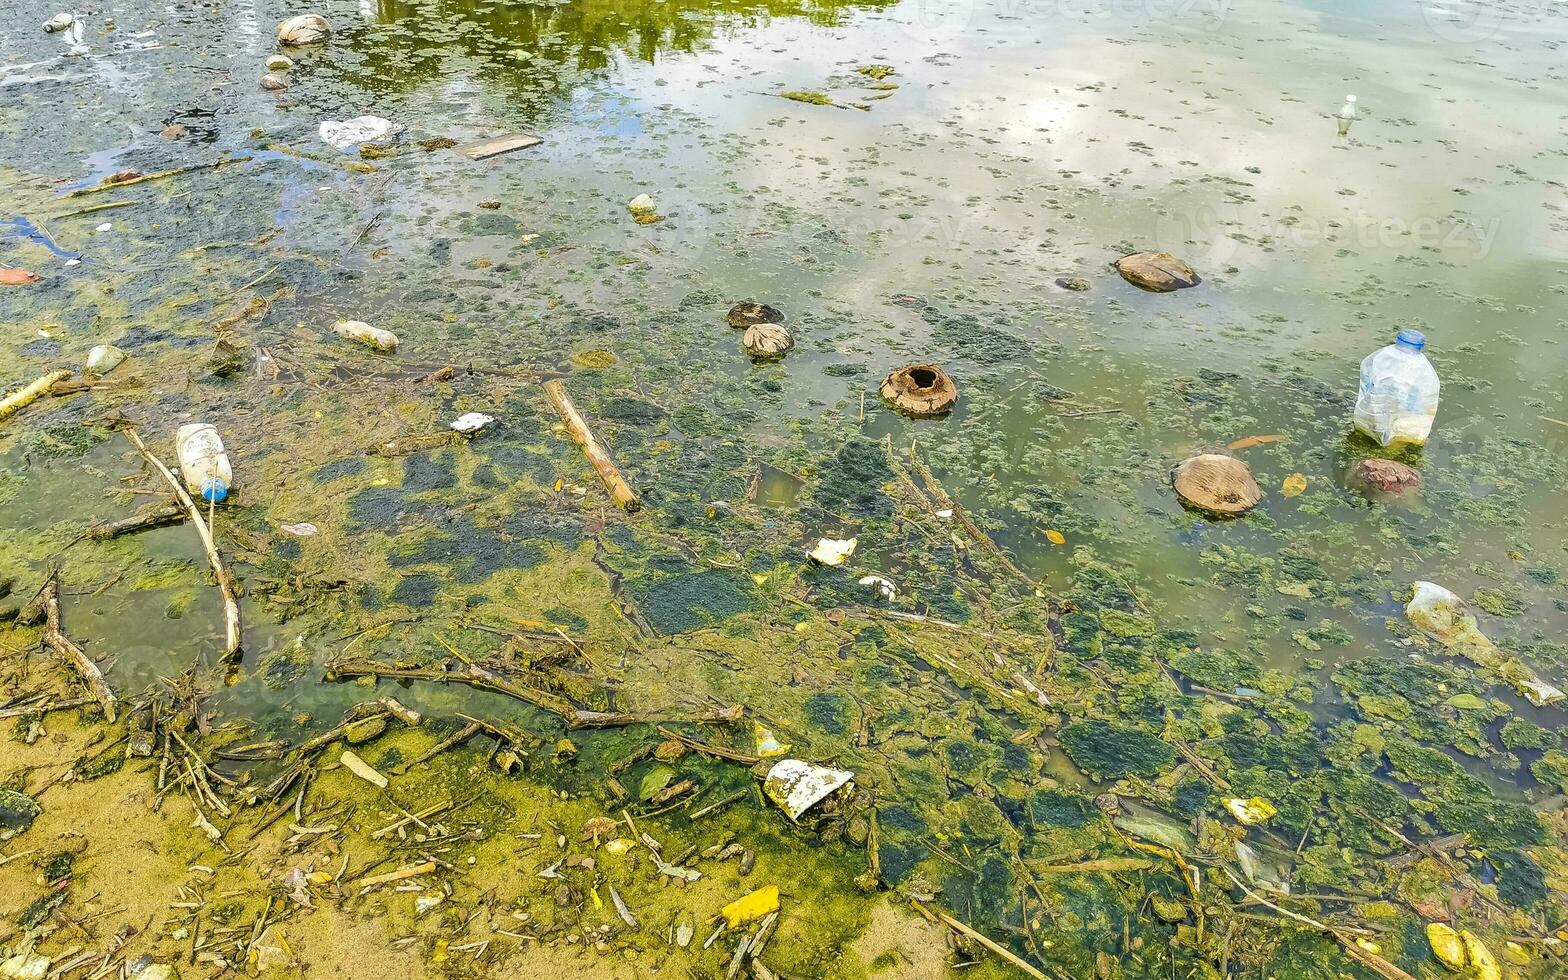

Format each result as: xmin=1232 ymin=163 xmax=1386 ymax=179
xmin=543 ymin=379 xmax=640 ymax=512
xmin=88 ymin=502 xmax=187 ymax=540
xmin=0 ymin=370 xmax=71 ymax=424
xmin=63 ymin=155 xmax=252 ymax=198
xmin=122 ymin=428 xmax=242 ymax=662
xmin=916 ymin=902 xmax=1049 ymax=980
xmin=40 ymin=574 xmax=118 ymax=722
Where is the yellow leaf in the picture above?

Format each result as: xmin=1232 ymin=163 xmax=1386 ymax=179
xmin=1045 ymin=529 xmax=1065 ymax=545
xmin=719 ymin=885 xmax=780 ymax=929
xmin=1281 ymin=473 xmax=1308 ymax=498
xmin=590 ymin=886 xmax=603 ymax=911
xmin=553 ymin=479 xmax=563 ymax=492
xmin=1227 ymin=434 xmax=1282 ymax=450
xmin=1462 ymin=930 xmax=1501 ymax=980
xmin=1425 ymin=923 xmax=1464 ymax=969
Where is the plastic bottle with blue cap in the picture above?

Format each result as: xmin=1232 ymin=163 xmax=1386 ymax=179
xmin=176 ymin=423 xmax=233 ymax=503
xmin=1352 ymin=328 xmax=1440 ymax=447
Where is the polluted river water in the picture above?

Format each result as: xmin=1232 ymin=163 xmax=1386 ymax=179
xmin=2 ymin=0 xmax=1568 ymax=975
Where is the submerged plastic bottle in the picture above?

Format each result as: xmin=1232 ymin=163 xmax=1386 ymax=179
xmin=176 ymin=423 xmax=233 ymax=503
xmin=1337 ymin=94 xmax=1357 ymax=136
xmin=1352 ymin=328 xmax=1440 ymax=448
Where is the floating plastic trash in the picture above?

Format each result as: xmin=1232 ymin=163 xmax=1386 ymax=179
xmin=1337 ymin=93 xmax=1358 ymax=136
xmin=808 ymin=536 xmax=856 ymax=566
xmin=719 ymin=885 xmax=779 ymax=929
xmin=176 ymin=423 xmax=232 ymax=504
xmin=319 ymin=116 xmax=400 ymax=151
xmin=450 ymin=412 xmax=494 ymax=434
xmin=332 ymin=319 xmax=399 ymax=351
xmin=763 ymin=759 xmax=853 ymax=821
xmin=1352 ymin=329 xmax=1440 ymax=448
xmin=1224 ymin=797 xmax=1277 ymax=825
xmin=859 ymin=574 xmax=896 ymax=600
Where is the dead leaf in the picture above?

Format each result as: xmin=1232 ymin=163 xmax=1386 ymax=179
xmin=1045 ymin=529 xmax=1066 ymax=545
xmin=0 ymin=268 xmax=40 ymax=286
xmin=1227 ymin=434 xmax=1281 ymax=450
xmin=1281 ymin=473 xmax=1308 ymax=498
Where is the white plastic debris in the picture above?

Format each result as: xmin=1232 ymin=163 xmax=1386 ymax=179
xmin=807 ymin=536 xmax=856 ymax=566
xmin=627 ymin=193 xmax=655 ymax=214
xmin=332 ymin=319 xmax=399 ymax=351
xmin=1406 ymin=581 xmax=1564 ymax=707
xmin=279 ymin=522 xmax=319 ymax=537
xmin=0 ymin=951 xmax=52 ymax=980
xmin=763 ymin=759 xmax=854 ymax=822
xmin=859 ymin=574 xmax=896 ymax=600
xmin=85 ymin=344 xmax=125 ymax=376
xmin=450 ymin=412 xmax=494 ymax=434
xmin=318 ymin=115 xmax=400 ymax=151
xmin=43 ymin=12 xmax=74 ymax=32
xmin=95 ymin=222 xmax=111 ymax=233
xmin=754 ymin=722 xmax=789 ymax=758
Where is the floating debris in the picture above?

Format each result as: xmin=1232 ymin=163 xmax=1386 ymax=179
xmin=807 ymin=537 xmax=856 ymax=567
xmin=762 ymin=759 xmax=853 ymax=821
xmin=277 ymin=13 xmax=331 ymax=45
xmin=718 ymin=885 xmax=779 ymax=929
xmin=338 ymin=749 xmax=387 ymax=788
xmin=457 ymin=134 xmax=542 ymax=160
xmin=332 ymin=319 xmax=400 ymax=351
xmin=1172 ymin=453 xmax=1261 ymax=517
xmin=881 ymin=363 xmax=957 ymax=418
xmin=450 ymin=412 xmax=494 ymax=434
xmin=1114 ymin=251 xmax=1200 ymax=291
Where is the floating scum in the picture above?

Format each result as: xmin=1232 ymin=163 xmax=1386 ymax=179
xmin=0 ymin=1 xmax=1567 ymax=979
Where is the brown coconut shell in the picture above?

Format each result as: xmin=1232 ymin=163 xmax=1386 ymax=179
xmin=881 ymin=364 xmax=957 ymax=418
xmin=742 ymin=323 xmax=794 ymax=360
xmin=727 ymin=302 xmax=784 ymax=329
xmin=1114 ymin=251 xmax=1200 ymax=292
xmin=1172 ymin=454 xmax=1261 ymax=517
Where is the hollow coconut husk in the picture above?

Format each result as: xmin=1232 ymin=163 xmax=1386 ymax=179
xmin=742 ymin=322 xmax=794 ymax=360
xmin=727 ymin=301 xmax=784 ymax=329
xmin=881 ymin=363 xmax=957 ymax=418
xmin=1172 ymin=453 xmax=1261 ymax=517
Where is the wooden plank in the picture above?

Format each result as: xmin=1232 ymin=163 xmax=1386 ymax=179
xmin=456 ymin=134 xmax=542 ymax=160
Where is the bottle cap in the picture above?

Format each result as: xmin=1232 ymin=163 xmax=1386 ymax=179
xmin=201 ymin=478 xmax=230 ymax=504
xmin=1395 ymin=327 xmax=1426 ymax=351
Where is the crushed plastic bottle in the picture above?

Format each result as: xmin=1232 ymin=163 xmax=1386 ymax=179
xmin=1337 ymin=94 xmax=1357 ymax=136
xmin=1352 ymin=328 xmax=1439 ymax=447
xmin=332 ymin=319 xmax=399 ymax=351
xmin=176 ymin=423 xmax=233 ymax=503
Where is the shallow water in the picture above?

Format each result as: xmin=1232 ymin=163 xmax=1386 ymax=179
xmin=3 ymin=0 xmax=1568 ymax=973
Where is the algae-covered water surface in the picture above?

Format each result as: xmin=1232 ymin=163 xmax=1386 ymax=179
xmin=3 ymin=0 xmax=1567 ymax=976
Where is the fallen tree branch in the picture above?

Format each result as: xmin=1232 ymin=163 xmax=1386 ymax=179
xmin=0 ymin=370 xmax=72 ymax=424
xmin=915 ymin=902 xmax=1050 ymax=980
xmin=87 ymin=502 xmax=187 ymax=540
xmin=122 ymin=427 xmax=242 ymax=662
xmin=543 ymin=379 xmax=640 ymax=512
xmin=39 ymin=573 xmax=118 ymax=722
xmin=63 ymin=155 xmax=253 ymax=198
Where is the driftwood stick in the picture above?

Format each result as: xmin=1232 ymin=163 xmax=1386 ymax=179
xmin=122 ymin=428 xmax=242 ymax=662
xmin=917 ymin=902 xmax=1049 ymax=980
xmin=40 ymin=575 xmax=118 ymax=722
xmin=0 ymin=370 xmax=72 ymax=424
xmin=63 ymin=155 xmax=252 ymax=198
xmin=88 ymin=502 xmax=187 ymax=540
xmin=542 ymin=379 xmax=640 ymax=512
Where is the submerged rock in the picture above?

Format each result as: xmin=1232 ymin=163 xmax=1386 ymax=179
xmin=1114 ymin=251 xmax=1200 ymax=292
xmin=159 ymin=124 xmax=187 ymax=140
xmin=265 ymin=54 xmax=294 ymax=71
xmin=1172 ymin=453 xmax=1261 ymax=517
xmin=1349 ymin=457 xmax=1421 ymax=495
xmin=277 ymin=13 xmax=331 ymax=45
xmin=1055 ymin=276 xmax=1091 ymax=291
xmin=726 ymin=301 xmax=784 ymax=329
xmin=880 ymin=363 xmax=957 ymax=418
xmin=260 ymin=73 xmax=288 ymax=91
xmin=0 ymin=788 xmax=41 ymax=840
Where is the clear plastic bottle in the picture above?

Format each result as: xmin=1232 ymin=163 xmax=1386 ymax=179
xmin=1352 ymin=328 xmax=1440 ymax=447
xmin=176 ymin=423 xmax=233 ymax=503
xmin=1337 ymin=94 xmax=1357 ymax=136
